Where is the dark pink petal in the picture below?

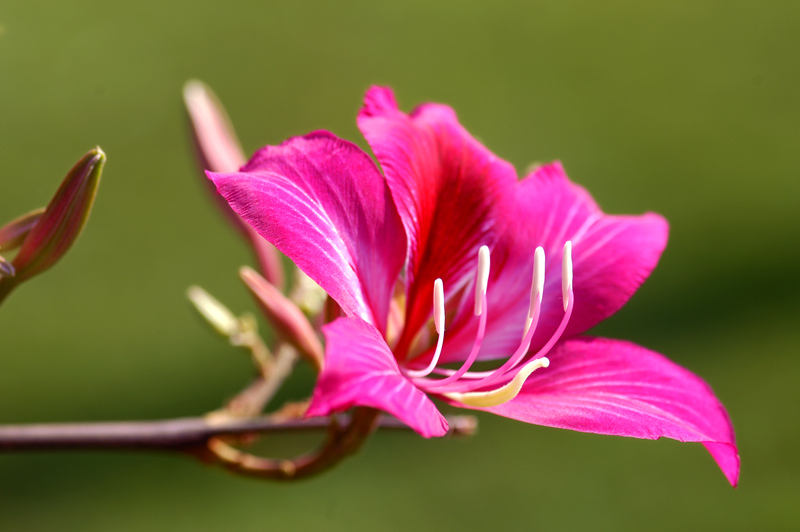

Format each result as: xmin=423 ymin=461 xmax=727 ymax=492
xmin=209 ymin=131 xmax=406 ymax=335
xmin=481 ymin=337 xmax=739 ymax=486
xmin=358 ymin=87 xmax=517 ymax=356
xmin=306 ymin=316 xmax=449 ymax=438
xmin=436 ymin=162 xmax=668 ymax=363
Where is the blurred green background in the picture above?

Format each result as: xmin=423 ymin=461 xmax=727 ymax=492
xmin=1 ymin=0 xmax=798 ymax=530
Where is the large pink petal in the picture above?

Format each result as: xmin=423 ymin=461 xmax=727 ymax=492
xmin=481 ymin=337 xmax=740 ymax=486
xmin=306 ymin=316 xmax=449 ymax=438
xmin=358 ymin=87 xmax=517 ymax=357
xmin=209 ymin=131 xmax=406 ymax=335
xmin=435 ymin=162 xmax=669 ymax=363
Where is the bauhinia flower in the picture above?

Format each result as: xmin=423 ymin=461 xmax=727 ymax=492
xmin=209 ymin=87 xmax=739 ymax=486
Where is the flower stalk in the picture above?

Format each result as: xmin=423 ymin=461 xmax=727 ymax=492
xmin=0 ymin=412 xmax=477 ymax=453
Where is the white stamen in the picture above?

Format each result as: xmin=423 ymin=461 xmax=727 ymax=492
xmin=433 ymin=278 xmax=445 ymax=335
xmin=474 ymin=245 xmax=491 ymax=316
xmin=404 ymin=280 xmax=446 ymax=379
xmin=562 ymin=241 xmax=573 ymax=311
xmin=443 ymin=356 xmax=550 ymax=408
xmin=529 ymin=246 xmax=545 ymax=319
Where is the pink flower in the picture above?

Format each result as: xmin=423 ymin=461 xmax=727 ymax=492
xmin=209 ymin=87 xmax=739 ymax=486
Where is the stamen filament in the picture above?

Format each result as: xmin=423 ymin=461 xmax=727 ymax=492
xmin=428 ymin=278 xmax=573 ymax=392
xmin=415 ymin=293 xmax=488 ymax=390
xmin=405 ymin=328 xmax=445 ymax=379
xmin=404 ymin=279 xmax=446 ymax=379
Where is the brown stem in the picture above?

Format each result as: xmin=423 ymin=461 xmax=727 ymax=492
xmin=0 ymin=413 xmax=477 ymax=453
xmin=207 ymin=407 xmax=382 ymax=480
xmin=224 ymin=344 xmax=298 ymax=417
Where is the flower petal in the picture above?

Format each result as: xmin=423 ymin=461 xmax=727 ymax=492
xmin=480 ymin=337 xmax=739 ymax=486
xmin=209 ymin=131 xmax=406 ymax=335
xmin=436 ymin=162 xmax=669 ymax=363
xmin=306 ymin=316 xmax=449 ymax=438
xmin=358 ymin=87 xmax=517 ymax=356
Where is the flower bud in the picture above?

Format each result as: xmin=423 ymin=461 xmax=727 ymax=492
xmin=0 ymin=208 xmax=45 ymax=250
xmin=0 ymin=148 xmax=105 ymax=303
xmin=240 ymin=266 xmax=324 ymax=371
xmin=187 ymin=285 xmax=240 ymax=337
xmin=0 ymin=255 xmax=14 ymax=278
xmin=184 ymin=80 xmax=285 ymax=290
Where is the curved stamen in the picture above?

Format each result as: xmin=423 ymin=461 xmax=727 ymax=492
xmin=455 ymin=289 xmax=572 ymax=391
xmin=426 ymin=241 xmax=574 ymax=395
xmin=469 ymin=242 xmax=572 ymax=389
xmin=443 ymin=356 xmax=550 ymax=408
xmin=416 ymin=292 xmax=487 ymax=390
xmin=405 ymin=279 xmax=445 ymax=379
xmin=414 ymin=247 xmax=491 ymax=390
xmin=434 ymin=246 xmax=546 ymax=387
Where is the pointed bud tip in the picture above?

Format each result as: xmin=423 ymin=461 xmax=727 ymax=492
xmin=186 ymin=285 xmax=239 ymax=337
xmin=183 ymin=79 xmax=209 ymax=103
xmin=8 ymin=147 xmax=106 ymax=283
xmin=239 ymin=265 xmax=257 ymax=281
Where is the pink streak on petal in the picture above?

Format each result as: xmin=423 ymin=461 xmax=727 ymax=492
xmin=358 ymin=86 xmax=517 ymax=356
xmin=209 ymin=131 xmax=406 ymax=335
xmin=306 ymin=316 xmax=449 ymax=438
xmin=481 ymin=337 xmax=739 ymax=486
xmin=436 ymin=162 xmax=668 ymax=364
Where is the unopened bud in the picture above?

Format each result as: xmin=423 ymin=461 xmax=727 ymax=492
xmin=183 ymin=80 xmax=246 ymax=175
xmin=184 ymin=79 xmax=284 ymax=290
xmin=240 ymin=266 xmax=324 ymax=371
xmin=0 ymin=208 xmax=45 ymax=250
xmin=187 ymin=285 xmax=240 ymax=337
xmin=0 ymin=148 xmax=105 ymax=304
xmin=0 ymin=255 xmax=14 ymax=278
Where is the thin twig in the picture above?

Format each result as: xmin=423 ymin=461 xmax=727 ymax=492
xmin=0 ymin=414 xmax=477 ymax=452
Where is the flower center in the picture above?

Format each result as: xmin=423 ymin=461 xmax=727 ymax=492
xmin=402 ymin=242 xmax=575 ymax=408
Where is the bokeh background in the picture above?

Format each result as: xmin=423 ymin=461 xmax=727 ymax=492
xmin=1 ymin=1 xmax=798 ymax=530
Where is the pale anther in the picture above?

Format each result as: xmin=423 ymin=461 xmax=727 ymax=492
xmin=433 ymin=278 xmax=445 ymax=334
xmin=562 ymin=241 xmax=573 ymax=311
xmin=529 ymin=246 xmax=545 ymax=319
xmin=474 ymin=245 xmax=491 ymax=316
